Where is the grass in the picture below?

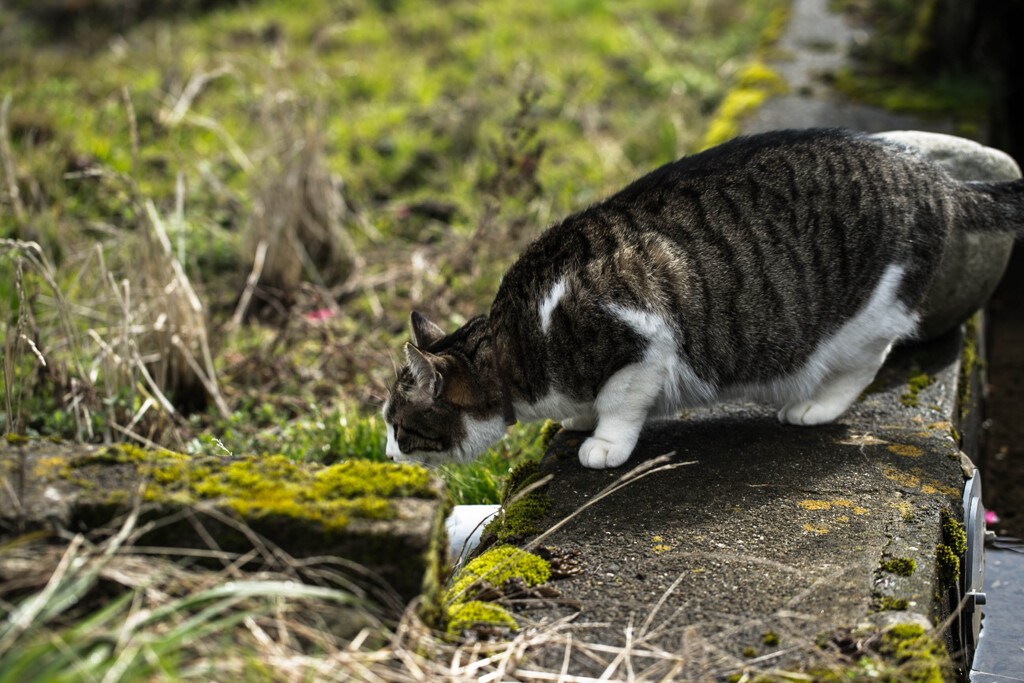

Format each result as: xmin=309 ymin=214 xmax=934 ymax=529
xmin=830 ymin=0 xmax=993 ymax=135
xmin=1 ymin=0 xmax=789 ymax=677
xmin=1 ymin=0 xmax=786 ymax=498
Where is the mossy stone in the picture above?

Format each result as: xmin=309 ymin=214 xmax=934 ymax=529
xmin=1 ymin=439 xmax=447 ymax=606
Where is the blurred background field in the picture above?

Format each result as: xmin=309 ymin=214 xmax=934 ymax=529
xmin=0 ymin=0 xmax=785 ymax=502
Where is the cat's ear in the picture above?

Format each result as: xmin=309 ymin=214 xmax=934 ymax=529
xmin=404 ymin=343 xmax=444 ymax=398
xmin=410 ymin=311 xmax=446 ymax=348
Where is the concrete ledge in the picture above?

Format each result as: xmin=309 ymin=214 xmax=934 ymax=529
xmin=494 ymin=329 xmax=976 ymax=678
xmin=0 ymin=441 xmax=448 ymax=607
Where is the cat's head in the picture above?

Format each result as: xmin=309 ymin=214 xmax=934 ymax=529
xmin=383 ymin=312 xmax=509 ymax=466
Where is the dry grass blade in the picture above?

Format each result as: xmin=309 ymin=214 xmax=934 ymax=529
xmin=138 ymin=199 xmax=229 ymax=419
xmin=230 ymin=239 xmax=269 ymax=329
xmin=0 ymin=94 xmax=26 ymax=225
xmin=246 ymin=93 xmax=358 ymax=317
xmin=524 ymin=453 xmax=696 ymax=553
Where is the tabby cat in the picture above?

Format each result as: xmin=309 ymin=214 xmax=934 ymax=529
xmin=383 ymin=128 xmax=1024 ymax=469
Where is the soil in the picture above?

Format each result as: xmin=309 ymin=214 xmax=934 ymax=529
xmin=982 ymin=244 xmax=1024 ymax=539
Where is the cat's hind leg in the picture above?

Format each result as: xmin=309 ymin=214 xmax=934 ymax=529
xmin=779 ymin=264 xmax=918 ymax=426
xmin=778 ymin=339 xmax=893 ymax=426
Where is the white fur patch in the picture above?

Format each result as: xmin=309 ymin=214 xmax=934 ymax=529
xmin=538 ymin=277 xmax=568 ymax=335
xmin=574 ymin=303 xmax=709 ymax=468
xmin=456 ymin=414 xmax=509 ymax=463
xmin=724 ymin=263 xmax=918 ymax=416
xmin=382 ymin=399 xmax=402 ymax=460
xmin=605 ymin=303 xmax=716 ymax=412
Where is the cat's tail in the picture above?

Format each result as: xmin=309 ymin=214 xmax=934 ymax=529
xmin=959 ymin=178 xmax=1024 ymax=237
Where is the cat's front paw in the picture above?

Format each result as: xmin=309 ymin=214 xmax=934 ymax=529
xmin=778 ymin=400 xmax=846 ymax=425
xmin=561 ymin=415 xmax=597 ymax=432
xmin=578 ymin=436 xmax=633 ymax=469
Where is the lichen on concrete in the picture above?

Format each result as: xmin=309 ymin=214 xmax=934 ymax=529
xmin=1 ymin=439 xmax=447 ymax=605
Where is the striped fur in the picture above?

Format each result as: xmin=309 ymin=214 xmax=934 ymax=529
xmin=384 ymin=128 xmax=1024 ymax=468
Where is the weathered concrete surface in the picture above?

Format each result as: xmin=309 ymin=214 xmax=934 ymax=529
xmin=745 ymin=0 xmax=957 ymax=137
xmin=511 ymin=333 xmax=973 ymax=677
xmin=0 ymin=441 xmax=448 ymax=605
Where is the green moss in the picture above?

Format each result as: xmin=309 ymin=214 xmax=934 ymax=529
xmin=490 ymin=495 xmax=552 ymax=540
xmin=72 ymin=446 xmax=437 ymax=533
xmin=446 ymin=600 xmax=517 ymax=636
xmin=483 ymin=459 xmax=553 ymax=541
xmin=78 ymin=443 xmax=181 ymax=466
xmin=536 ymin=419 xmax=562 ymax=454
xmin=808 ymin=623 xmax=950 ymax=680
xmin=941 ymin=509 xmax=967 ymax=557
xmin=446 ymin=544 xmax=551 ymax=604
xmin=499 ymin=459 xmax=545 ymax=503
xmin=762 ymin=630 xmax=780 ymax=646
xmin=443 ymin=543 xmax=552 ymax=635
xmin=899 ymin=365 xmax=935 ymax=407
xmin=936 ymin=508 xmax=967 ymax=589
xmin=742 ymin=646 xmax=758 ymax=658
xmin=877 ymin=624 xmax=949 ymax=682
xmin=313 ymin=459 xmax=436 ymax=499
xmin=958 ymin=312 xmax=982 ymax=423
xmin=757 ymin=5 xmax=791 ymax=48
xmin=880 ymin=557 xmax=917 ymax=577
xmin=418 ymin=490 xmax=453 ymax=630
xmin=874 ymin=596 xmax=910 ymax=611
xmin=699 ymin=61 xmax=788 ymax=150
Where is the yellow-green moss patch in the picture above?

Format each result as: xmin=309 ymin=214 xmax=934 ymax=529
xmin=446 ymin=600 xmax=517 ymax=636
xmin=958 ymin=311 xmax=982 ymax=423
xmin=447 ymin=544 xmax=551 ymax=604
xmin=880 ymin=557 xmax=917 ymax=577
xmin=810 ymin=623 xmax=950 ymax=680
xmin=444 ymin=544 xmax=552 ymax=636
xmin=71 ymin=446 xmax=437 ymax=533
xmin=873 ymin=595 xmax=910 ymax=611
xmin=877 ymin=623 xmax=950 ymax=682
xmin=899 ymin=365 xmax=936 ymax=407
xmin=936 ymin=508 xmax=967 ymax=589
xmin=483 ymin=459 xmax=552 ymax=541
xmin=699 ymin=61 xmax=788 ymax=150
